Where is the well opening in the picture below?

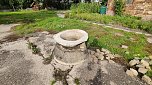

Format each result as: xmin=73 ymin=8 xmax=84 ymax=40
xmin=60 ymin=31 xmax=83 ymax=41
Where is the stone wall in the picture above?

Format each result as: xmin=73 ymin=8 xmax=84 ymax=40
xmin=124 ymin=0 xmax=152 ymax=20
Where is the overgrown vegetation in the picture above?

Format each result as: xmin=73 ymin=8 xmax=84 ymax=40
xmin=28 ymin=42 xmax=40 ymax=54
xmin=50 ymin=80 xmax=56 ymax=85
xmin=67 ymin=13 xmax=152 ymax=33
xmin=146 ymin=70 xmax=152 ymax=77
xmin=70 ymin=3 xmax=101 ymax=14
xmin=74 ymin=78 xmax=80 ymax=85
xmin=114 ymin=0 xmax=124 ymax=16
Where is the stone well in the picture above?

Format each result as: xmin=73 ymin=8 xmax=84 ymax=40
xmin=53 ymin=29 xmax=88 ymax=65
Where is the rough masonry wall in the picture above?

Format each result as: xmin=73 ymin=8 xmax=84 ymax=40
xmin=124 ymin=0 xmax=152 ymax=20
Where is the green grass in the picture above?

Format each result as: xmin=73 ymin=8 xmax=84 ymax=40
xmin=14 ymin=17 xmax=89 ymax=35
xmin=0 ymin=10 xmax=56 ymax=24
xmin=86 ymin=25 xmax=150 ymax=60
xmin=1 ymin=10 xmax=152 ymax=60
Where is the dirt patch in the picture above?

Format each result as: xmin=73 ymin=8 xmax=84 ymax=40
xmin=34 ymin=29 xmax=58 ymax=34
xmin=0 ymin=34 xmax=23 ymax=44
xmin=53 ymin=67 xmax=73 ymax=85
xmin=89 ymin=69 xmax=102 ymax=85
xmin=145 ymin=43 xmax=152 ymax=55
xmin=112 ymin=57 xmax=129 ymax=70
xmin=47 ymin=30 xmax=58 ymax=34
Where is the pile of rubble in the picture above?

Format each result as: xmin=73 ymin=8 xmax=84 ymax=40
xmin=89 ymin=48 xmax=118 ymax=63
xmin=126 ymin=56 xmax=152 ymax=85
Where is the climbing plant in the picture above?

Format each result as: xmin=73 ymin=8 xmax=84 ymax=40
xmin=114 ymin=0 xmax=124 ymax=16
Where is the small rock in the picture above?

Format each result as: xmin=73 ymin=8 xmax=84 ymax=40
xmin=130 ymin=68 xmax=138 ymax=76
xmin=121 ymin=45 xmax=128 ymax=49
xmin=41 ymin=31 xmax=49 ymax=34
xmin=96 ymin=49 xmax=101 ymax=53
xmin=98 ymin=54 xmax=104 ymax=60
xmin=130 ymin=38 xmax=135 ymax=41
xmin=126 ymin=68 xmax=138 ymax=77
xmin=149 ymin=55 xmax=152 ymax=60
xmin=100 ymin=52 xmax=105 ymax=55
xmin=101 ymin=48 xmax=110 ymax=54
xmin=142 ymin=75 xmax=152 ymax=85
xmin=80 ymin=43 xmax=86 ymax=51
xmin=95 ymin=53 xmax=100 ymax=57
xmin=129 ymin=59 xmax=140 ymax=66
xmin=146 ymin=66 xmax=151 ymax=70
xmin=141 ymin=60 xmax=149 ymax=68
xmin=114 ymin=54 xmax=122 ymax=57
xmin=138 ymin=68 xmax=148 ymax=74
xmin=149 ymin=61 xmax=152 ymax=65
xmin=136 ymin=65 xmax=145 ymax=68
xmin=91 ymin=55 xmax=96 ymax=58
xmin=107 ymin=54 xmax=114 ymax=59
xmin=90 ymin=50 xmax=95 ymax=55
xmin=106 ymin=56 xmax=110 ymax=60
xmin=126 ymin=69 xmax=134 ymax=77
xmin=134 ymin=57 xmax=141 ymax=60
xmin=147 ymin=37 xmax=152 ymax=43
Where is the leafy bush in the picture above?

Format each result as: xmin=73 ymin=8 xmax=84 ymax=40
xmin=67 ymin=13 xmax=152 ymax=33
xmin=70 ymin=3 xmax=101 ymax=14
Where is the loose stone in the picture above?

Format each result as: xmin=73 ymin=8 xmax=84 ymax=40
xmin=149 ymin=60 xmax=152 ymax=65
xmin=136 ymin=64 xmax=145 ymax=68
xmin=126 ymin=68 xmax=138 ymax=77
xmin=107 ymin=54 xmax=114 ymax=59
xmin=149 ymin=55 xmax=152 ymax=60
xmin=130 ymin=68 xmax=138 ymax=76
xmin=138 ymin=68 xmax=148 ymax=74
xmin=90 ymin=50 xmax=95 ymax=55
xmin=126 ymin=69 xmax=134 ymax=77
xmin=129 ymin=59 xmax=139 ymax=66
xmin=141 ymin=60 xmax=149 ymax=68
xmin=101 ymin=48 xmax=110 ymax=54
xmin=96 ymin=49 xmax=101 ymax=53
xmin=121 ymin=45 xmax=128 ymax=49
xmin=98 ymin=54 xmax=104 ymax=60
xmin=142 ymin=75 xmax=152 ymax=85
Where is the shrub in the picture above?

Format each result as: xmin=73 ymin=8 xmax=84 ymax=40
xmin=70 ymin=3 xmax=101 ymax=14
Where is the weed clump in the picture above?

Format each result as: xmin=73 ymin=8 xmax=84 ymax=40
xmin=27 ymin=42 xmax=40 ymax=54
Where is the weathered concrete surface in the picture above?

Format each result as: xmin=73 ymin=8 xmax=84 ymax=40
xmin=0 ymin=40 xmax=54 ymax=85
xmin=0 ymin=24 xmax=20 ymax=40
xmin=68 ymin=56 xmax=147 ymax=85
xmin=0 ymin=24 xmax=148 ymax=85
